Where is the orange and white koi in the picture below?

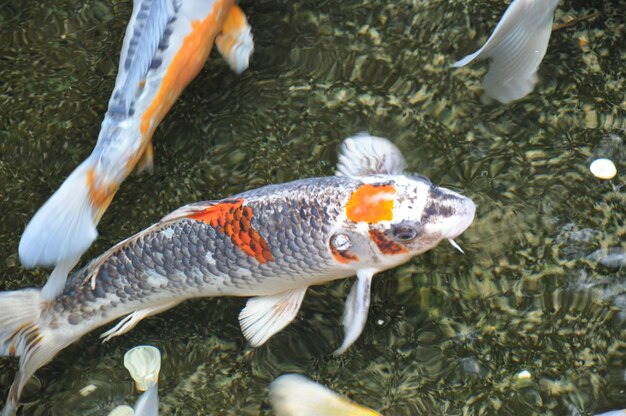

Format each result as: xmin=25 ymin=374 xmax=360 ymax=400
xmin=0 ymin=134 xmax=474 ymax=415
xmin=18 ymin=0 xmax=254 ymax=299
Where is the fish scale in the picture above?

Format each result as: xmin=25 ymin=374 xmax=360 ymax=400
xmin=48 ymin=178 xmax=356 ymax=333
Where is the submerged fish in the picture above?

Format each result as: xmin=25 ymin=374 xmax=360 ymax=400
xmin=123 ymin=346 xmax=161 ymax=416
xmin=0 ymin=134 xmax=475 ymax=415
xmin=270 ymin=374 xmax=380 ymax=416
xmin=19 ymin=0 xmax=254 ymax=299
xmin=452 ymin=0 xmax=559 ymax=103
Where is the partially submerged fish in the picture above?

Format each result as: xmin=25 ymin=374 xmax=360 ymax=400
xmin=270 ymin=374 xmax=380 ymax=416
xmin=19 ymin=0 xmax=254 ymax=299
xmin=0 ymin=134 xmax=475 ymax=415
xmin=123 ymin=346 xmax=161 ymax=416
xmin=452 ymin=0 xmax=559 ymax=104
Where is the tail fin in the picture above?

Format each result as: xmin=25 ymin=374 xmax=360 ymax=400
xmin=451 ymin=0 xmax=559 ymax=103
xmin=19 ymin=157 xmax=114 ymax=293
xmin=270 ymin=374 xmax=381 ymax=416
xmin=0 ymin=289 xmax=67 ymax=416
xmin=215 ymin=5 xmax=254 ymax=74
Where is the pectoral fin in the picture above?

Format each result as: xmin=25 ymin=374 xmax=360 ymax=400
xmin=239 ymin=287 xmax=307 ymax=347
xmin=336 ymin=133 xmax=407 ymax=177
xmin=334 ymin=269 xmax=374 ymax=355
xmin=215 ymin=5 xmax=254 ymax=74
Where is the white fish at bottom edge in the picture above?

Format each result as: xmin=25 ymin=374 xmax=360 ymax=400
xmin=452 ymin=0 xmax=560 ymax=104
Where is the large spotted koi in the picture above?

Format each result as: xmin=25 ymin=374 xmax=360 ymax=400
xmin=18 ymin=0 xmax=254 ymax=299
xmin=0 ymin=134 xmax=475 ymax=415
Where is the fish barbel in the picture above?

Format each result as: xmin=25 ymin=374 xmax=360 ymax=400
xmin=18 ymin=0 xmax=254 ymax=299
xmin=0 ymin=134 xmax=475 ymax=415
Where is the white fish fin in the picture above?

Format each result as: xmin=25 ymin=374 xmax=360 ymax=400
xmin=19 ymin=158 xmax=100 ymax=270
xmin=215 ymin=4 xmax=254 ymax=74
xmin=336 ymin=133 xmax=407 ymax=177
xmin=159 ymin=200 xmax=222 ymax=223
xmin=452 ymin=0 xmax=559 ymax=103
xmin=270 ymin=374 xmax=381 ymax=416
xmin=334 ymin=269 xmax=374 ymax=355
xmin=0 ymin=289 xmax=69 ymax=416
xmin=134 ymin=142 xmax=155 ymax=174
xmin=133 ymin=384 xmax=159 ymax=416
xmin=40 ymin=255 xmax=80 ymax=300
xmin=108 ymin=0 xmax=180 ymax=117
xmin=100 ymin=300 xmax=181 ymax=342
xmin=239 ymin=288 xmax=308 ymax=347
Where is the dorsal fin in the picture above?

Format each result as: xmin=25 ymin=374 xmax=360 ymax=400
xmin=335 ymin=133 xmax=407 ymax=177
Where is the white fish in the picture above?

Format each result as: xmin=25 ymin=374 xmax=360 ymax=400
xmin=452 ymin=0 xmax=560 ymax=103
xmin=18 ymin=0 xmax=254 ymax=299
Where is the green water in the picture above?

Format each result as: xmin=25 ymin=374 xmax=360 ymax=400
xmin=0 ymin=0 xmax=625 ymax=414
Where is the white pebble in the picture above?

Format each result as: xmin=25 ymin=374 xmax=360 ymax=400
xmin=590 ymin=158 xmax=617 ymax=180
xmin=79 ymin=384 xmax=97 ymax=396
xmin=516 ymin=370 xmax=531 ymax=380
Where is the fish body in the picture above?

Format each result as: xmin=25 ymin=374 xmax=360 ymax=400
xmin=18 ymin=0 xmax=254 ymax=298
xmin=0 ymin=135 xmax=475 ymax=414
xmin=452 ymin=0 xmax=559 ymax=103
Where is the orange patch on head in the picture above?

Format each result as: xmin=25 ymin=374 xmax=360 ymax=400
xmin=139 ymin=0 xmax=235 ymax=141
xmin=368 ymin=229 xmax=408 ymax=255
xmin=346 ymin=184 xmax=396 ymax=224
xmin=187 ymin=199 xmax=273 ymax=264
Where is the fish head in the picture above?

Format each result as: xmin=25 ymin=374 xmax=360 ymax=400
xmin=332 ymin=175 xmax=475 ymax=271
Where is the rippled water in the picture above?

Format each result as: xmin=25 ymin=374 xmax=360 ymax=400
xmin=0 ymin=0 xmax=625 ymax=414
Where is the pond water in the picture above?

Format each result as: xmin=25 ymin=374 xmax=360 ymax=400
xmin=0 ymin=0 xmax=624 ymax=414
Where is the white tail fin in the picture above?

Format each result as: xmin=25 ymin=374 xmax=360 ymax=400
xmin=452 ymin=0 xmax=559 ymax=103
xmin=19 ymin=158 xmax=99 ymax=281
xmin=0 ymin=289 xmax=68 ymax=416
xmin=270 ymin=374 xmax=381 ymax=416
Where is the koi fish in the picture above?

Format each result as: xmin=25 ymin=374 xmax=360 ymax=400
xmin=452 ymin=0 xmax=559 ymax=104
xmin=270 ymin=374 xmax=381 ymax=416
xmin=0 ymin=134 xmax=475 ymax=415
xmin=18 ymin=0 xmax=254 ymax=299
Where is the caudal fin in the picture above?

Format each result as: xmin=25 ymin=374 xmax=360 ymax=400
xmin=0 ymin=289 xmax=68 ymax=416
xmin=215 ymin=5 xmax=254 ymax=74
xmin=452 ymin=0 xmax=559 ymax=103
xmin=19 ymin=157 xmax=115 ymax=288
xmin=270 ymin=374 xmax=381 ymax=416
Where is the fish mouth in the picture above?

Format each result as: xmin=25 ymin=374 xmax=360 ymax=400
xmin=424 ymin=187 xmax=476 ymax=242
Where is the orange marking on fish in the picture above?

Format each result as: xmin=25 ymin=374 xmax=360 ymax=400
xmin=139 ymin=0 xmax=234 ymax=142
xmin=331 ymin=245 xmax=359 ymax=264
xmin=368 ymin=229 xmax=408 ymax=255
xmin=187 ymin=198 xmax=273 ymax=263
xmin=346 ymin=184 xmax=396 ymax=224
xmin=87 ymin=168 xmax=118 ymax=222
xmin=215 ymin=4 xmax=248 ymax=54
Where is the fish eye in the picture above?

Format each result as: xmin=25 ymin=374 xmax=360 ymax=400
xmin=392 ymin=223 xmax=420 ymax=242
